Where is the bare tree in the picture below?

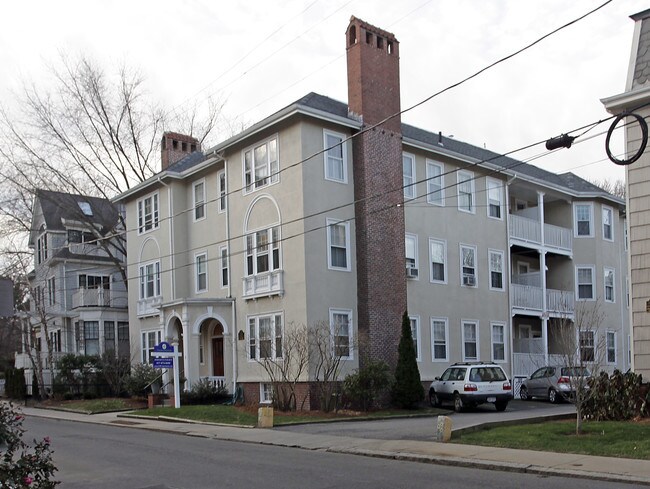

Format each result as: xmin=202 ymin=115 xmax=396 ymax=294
xmin=588 ymin=178 xmax=626 ymax=199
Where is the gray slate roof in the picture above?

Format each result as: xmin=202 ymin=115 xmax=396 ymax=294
xmin=36 ymin=189 xmax=119 ymax=234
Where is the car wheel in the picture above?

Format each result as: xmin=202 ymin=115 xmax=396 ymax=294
xmin=495 ymin=401 xmax=508 ymax=412
xmin=429 ymin=389 xmax=441 ymax=408
xmin=453 ymin=393 xmax=464 ymax=413
xmin=519 ymin=386 xmax=530 ymax=401
xmin=548 ymin=388 xmax=559 ymax=404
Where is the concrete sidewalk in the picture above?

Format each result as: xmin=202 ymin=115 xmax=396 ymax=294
xmin=18 ymin=405 xmax=650 ymax=486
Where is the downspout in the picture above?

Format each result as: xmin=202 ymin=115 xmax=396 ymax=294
xmin=157 ymin=177 xmax=175 ymax=301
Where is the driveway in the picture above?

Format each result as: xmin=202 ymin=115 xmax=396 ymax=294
xmin=275 ymin=400 xmax=575 ymax=441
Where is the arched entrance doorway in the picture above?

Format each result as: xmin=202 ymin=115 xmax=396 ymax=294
xmin=199 ymin=318 xmax=225 ymax=380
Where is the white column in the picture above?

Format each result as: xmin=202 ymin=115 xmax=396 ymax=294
xmin=538 ymin=191 xmax=549 ymax=365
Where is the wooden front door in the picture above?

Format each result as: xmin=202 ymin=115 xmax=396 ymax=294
xmin=212 ymin=337 xmax=224 ymax=377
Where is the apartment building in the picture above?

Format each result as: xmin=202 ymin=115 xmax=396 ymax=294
xmin=15 ymin=190 xmax=129 ymax=383
xmin=602 ymin=8 xmax=650 ymax=381
xmin=117 ymin=17 xmax=629 ymax=405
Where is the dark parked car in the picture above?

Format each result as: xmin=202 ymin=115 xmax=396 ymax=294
xmin=520 ymin=366 xmax=591 ymax=403
xmin=429 ymin=362 xmax=513 ymax=412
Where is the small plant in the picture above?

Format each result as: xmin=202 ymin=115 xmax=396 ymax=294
xmin=124 ymin=363 xmax=160 ymax=397
xmin=0 ymin=402 xmax=59 ymax=488
xmin=343 ymin=360 xmax=392 ymax=411
xmin=181 ymin=378 xmax=230 ymax=405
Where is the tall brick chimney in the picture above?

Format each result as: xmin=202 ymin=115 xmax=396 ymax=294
xmin=346 ymin=17 xmax=407 ymax=370
xmin=161 ymin=132 xmax=200 ymax=171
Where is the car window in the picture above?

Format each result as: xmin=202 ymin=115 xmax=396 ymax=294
xmin=530 ymin=368 xmax=546 ymax=379
xmin=561 ymin=367 xmax=590 ymax=377
xmin=440 ymin=369 xmax=453 ymax=381
xmin=453 ymin=368 xmax=466 ymax=381
xmin=546 ymin=367 xmax=556 ymax=377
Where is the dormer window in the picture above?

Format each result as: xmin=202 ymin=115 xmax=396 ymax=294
xmin=78 ymin=201 xmax=93 ymax=216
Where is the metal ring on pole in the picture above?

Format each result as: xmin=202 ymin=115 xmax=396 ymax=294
xmin=605 ymin=111 xmax=648 ymax=166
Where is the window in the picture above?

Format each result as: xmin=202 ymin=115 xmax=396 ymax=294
xmin=426 ymin=160 xmax=444 ymax=206
xmin=260 ymin=383 xmax=273 ymax=404
xmin=330 ymin=309 xmax=353 ymax=359
xmin=429 ymin=239 xmax=446 ymax=283
xmin=49 ymin=330 xmax=61 ymax=353
xmin=78 ymin=201 xmax=93 ymax=216
xmin=104 ymin=321 xmax=115 ymax=353
xmin=68 ymin=229 xmax=95 ymax=244
xmin=220 ymin=246 xmax=229 ymax=288
xmin=405 ymin=234 xmax=418 ymax=276
xmin=460 ymin=244 xmax=477 ymax=287
xmin=327 ymin=219 xmax=350 ymax=271
xmin=141 ymin=330 xmax=162 ymax=364
xmin=137 ymin=193 xmax=159 ymax=233
xmin=193 ymin=180 xmax=206 ymax=220
xmin=457 ymin=170 xmax=475 ymax=213
xmin=574 ymin=203 xmax=593 ymax=237
xmin=403 ymin=153 xmax=415 ymax=199
xmin=491 ymin=322 xmax=506 ymax=362
xmin=196 ymin=253 xmax=207 ymax=292
xmin=409 ymin=316 xmax=420 ymax=361
xmin=244 ymin=137 xmax=279 ymax=192
xmin=489 ymin=250 xmax=504 ymax=290
xmin=139 ymin=261 xmax=161 ymax=299
xmin=248 ymin=313 xmax=283 ymax=360
xmin=218 ymin=171 xmax=227 ymax=212
xmin=576 ymin=266 xmax=594 ymax=300
xmin=118 ymin=322 xmax=129 ymax=358
xmin=431 ymin=317 xmax=448 ymax=361
xmin=324 ymin=130 xmax=347 ymax=183
xmin=606 ymin=331 xmax=616 ymax=364
xmin=602 ymin=206 xmax=613 ymax=241
xmin=462 ymin=320 xmax=479 ymax=361
xmin=47 ymin=277 xmax=55 ymax=306
xmin=37 ymin=232 xmax=48 ymax=264
xmin=580 ymin=331 xmax=595 ymax=362
xmin=84 ymin=321 xmax=100 ymax=355
xmin=604 ymin=268 xmax=615 ymax=303
xmin=246 ymin=227 xmax=281 ymax=276
xmin=78 ymin=274 xmax=109 ymax=290
xmin=486 ymin=178 xmax=503 ymax=219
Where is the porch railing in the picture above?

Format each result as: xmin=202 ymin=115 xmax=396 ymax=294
xmin=137 ymin=296 xmax=162 ymax=317
xmin=72 ymin=288 xmax=128 ymax=309
xmin=544 ymin=222 xmax=572 ymax=252
xmin=510 ymin=284 xmax=543 ymax=311
xmin=200 ymin=376 xmax=226 ymax=390
xmin=509 ymin=215 xmax=572 ymax=253
xmin=546 ymin=289 xmax=574 ymax=315
xmin=513 ymin=352 xmax=570 ymax=377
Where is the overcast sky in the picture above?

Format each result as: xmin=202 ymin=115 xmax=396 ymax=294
xmin=1 ymin=0 xmax=645 ymax=184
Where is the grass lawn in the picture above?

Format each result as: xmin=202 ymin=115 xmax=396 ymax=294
xmin=455 ymin=420 xmax=650 ymax=460
xmin=44 ymin=398 xmax=144 ymax=414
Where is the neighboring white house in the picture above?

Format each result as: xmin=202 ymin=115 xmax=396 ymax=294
xmin=602 ymin=8 xmax=650 ymax=381
xmin=116 ymin=16 xmax=630 ymax=406
xmin=15 ymin=190 xmax=129 ymax=388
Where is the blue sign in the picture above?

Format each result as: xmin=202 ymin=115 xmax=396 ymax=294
xmin=153 ymin=342 xmax=174 ymax=353
xmin=153 ymin=357 xmax=173 ymax=369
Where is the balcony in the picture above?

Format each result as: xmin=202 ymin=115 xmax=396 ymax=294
xmin=137 ymin=296 xmax=162 ymax=317
xmin=72 ymin=288 xmax=128 ymax=309
xmin=510 ymin=284 xmax=574 ymax=315
xmin=509 ymin=215 xmax=572 ymax=253
xmin=242 ymin=270 xmax=284 ymax=300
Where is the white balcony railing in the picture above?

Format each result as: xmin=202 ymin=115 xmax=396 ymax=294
xmin=509 ymin=215 xmax=572 ymax=253
xmin=242 ymin=270 xmax=284 ymax=300
xmin=544 ymin=222 xmax=572 ymax=252
xmin=137 ymin=296 xmax=162 ymax=317
xmin=200 ymin=376 xmax=226 ymax=390
xmin=510 ymin=284 xmax=543 ymax=311
xmin=546 ymin=288 xmax=574 ymax=315
xmin=72 ymin=288 xmax=128 ymax=309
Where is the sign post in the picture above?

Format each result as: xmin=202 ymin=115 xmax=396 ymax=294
xmin=152 ymin=341 xmax=182 ymax=408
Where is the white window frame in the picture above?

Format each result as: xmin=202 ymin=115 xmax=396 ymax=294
xmin=137 ymin=192 xmax=160 ymax=234
xmin=247 ymin=313 xmax=283 ymax=361
xmin=260 ymin=383 xmax=274 ymax=404
xmin=431 ymin=317 xmax=449 ymax=362
xmin=139 ymin=260 xmax=161 ymax=300
xmin=217 ymin=171 xmax=227 ymax=213
xmin=460 ymin=244 xmax=477 ymax=287
xmin=243 ymin=136 xmax=279 ymax=193
xmin=580 ymin=330 xmax=595 ymax=362
xmin=193 ymin=179 xmax=206 ymax=221
xmin=491 ymin=322 xmax=506 ymax=363
xmin=405 ymin=233 xmax=418 ymax=278
xmin=409 ymin=315 xmax=421 ymax=361
xmin=462 ymin=320 xmax=479 ymax=361
xmin=488 ymin=249 xmax=505 ymax=291
xmin=429 ymin=238 xmax=447 ymax=284
xmin=403 ymin=153 xmax=416 ymax=199
xmin=327 ymin=219 xmax=351 ymax=272
xmin=245 ymin=226 xmax=281 ymax=276
xmin=141 ymin=330 xmax=162 ymax=364
xmin=574 ymin=202 xmax=594 ymax=238
xmin=323 ymin=130 xmax=348 ymax=183
xmin=606 ymin=330 xmax=617 ymax=365
xmin=329 ymin=308 xmax=353 ymax=360
xmin=220 ymin=245 xmax=229 ymax=288
xmin=576 ymin=265 xmax=595 ymax=301
xmin=457 ymin=170 xmax=475 ymax=213
xmin=486 ymin=178 xmax=503 ymax=220
xmin=426 ymin=159 xmax=444 ymax=206
xmin=195 ymin=252 xmax=208 ymax=293
xmin=604 ymin=267 xmax=615 ymax=303
xmin=47 ymin=276 xmax=56 ymax=306
xmin=602 ymin=205 xmax=614 ymax=241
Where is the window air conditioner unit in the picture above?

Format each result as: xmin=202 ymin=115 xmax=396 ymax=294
xmin=463 ymin=275 xmax=476 ymax=286
xmin=406 ymin=266 xmax=419 ymax=279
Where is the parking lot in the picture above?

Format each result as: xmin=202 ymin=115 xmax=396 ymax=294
xmin=276 ymin=400 xmax=576 ymax=441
